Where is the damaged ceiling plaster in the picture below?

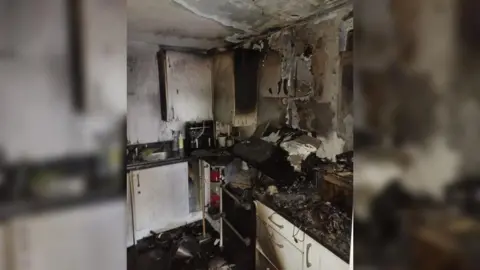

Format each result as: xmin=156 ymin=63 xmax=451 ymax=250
xmin=128 ymin=0 xmax=350 ymax=49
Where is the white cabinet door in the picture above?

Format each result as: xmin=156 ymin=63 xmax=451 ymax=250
xmin=270 ymin=228 xmax=303 ymax=270
xmin=165 ymin=51 xmax=213 ymax=122
xmin=255 ymin=201 xmax=305 ymax=251
xmin=303 ymin=234 xmax=322 ymax=270
xmin=212 ymin=52 xmax=235 ymax=125
xmin=303 ymin=233 xmax=349 ymax=270
xmin=257 ymin=219 xmax=303 ymax=270
xmin=319 ymin=244 xmax=349 ymax=270
xmin=132 ymin=163 xmax=189 ymax=241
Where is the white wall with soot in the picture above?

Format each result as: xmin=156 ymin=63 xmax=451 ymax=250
xmin=252 ymin=8 xmax=353 ymax=159
xmin=127 ymin=42 xmax=213 ymax=144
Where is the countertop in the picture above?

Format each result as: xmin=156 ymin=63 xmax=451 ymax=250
xmin=253 ymin=172 xmax=352 ymax=263
xmin=126 ymin=149 xmax=234 ymax=172
xmin=126 ymin=156 xmax=190 ymax=172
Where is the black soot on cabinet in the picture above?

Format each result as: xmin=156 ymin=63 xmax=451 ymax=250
xmin=234 ymin=49 xmax=261 ymax=115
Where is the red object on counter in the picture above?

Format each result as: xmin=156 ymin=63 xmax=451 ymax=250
xmin=210 ymin=170 xmax=220 ymax=182
xmin=210 ymin=193 xmax=220 ymax=208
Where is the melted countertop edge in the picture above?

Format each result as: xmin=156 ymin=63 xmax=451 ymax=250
xmin=126 ymin=157 xmax=191 ymax=171
xmin=126 ymin=149 xmax=234 ymax=172
xmin=254 ymin=195 xmax=351 ymax=263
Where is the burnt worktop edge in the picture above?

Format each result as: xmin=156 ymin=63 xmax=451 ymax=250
xmin=126 ymin=157 xmax=191 ymax=172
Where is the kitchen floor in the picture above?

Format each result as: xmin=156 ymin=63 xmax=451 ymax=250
xmin=127 ymin=221 xmax=237 ymax=270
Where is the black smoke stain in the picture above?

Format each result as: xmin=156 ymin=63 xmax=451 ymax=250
xmin=296 ymin=100 xmax=334 ymax=137
xmin=283 ymin=78 xmax=288 ymax=95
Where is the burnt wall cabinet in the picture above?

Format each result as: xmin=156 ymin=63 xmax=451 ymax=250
xmin=157 ymin=50 xmax=213 ymax=122
xmin=212 ymin=50 xmax=261 ymax=127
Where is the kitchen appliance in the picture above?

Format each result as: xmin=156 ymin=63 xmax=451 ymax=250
xmin=210 ymin=170 xmax=221 ymax=183
xmin=185 ymin=120 xmax=215 ymax=155
xmin=217 ymin=135 xmax=226 ymax=148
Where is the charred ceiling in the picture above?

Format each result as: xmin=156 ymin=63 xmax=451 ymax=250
xmin=128 ymin=0 xmax=350 ymax=49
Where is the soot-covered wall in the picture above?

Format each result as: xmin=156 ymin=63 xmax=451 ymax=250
xmin=252 ymin=8 xmax=353 ymax=154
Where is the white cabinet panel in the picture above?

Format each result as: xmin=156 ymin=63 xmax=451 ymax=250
xmin=319 ymin=244 xmax=349 ymax=270
xmin=303 ymin=234 xmax=322 ymax=270
xmin=255 ymin=201 xmax=305 ymax=251
xmin=132 ymin=163 xmax=189 ymax=241
xmin=303 ymin=233 xmax=349 ymax=270
xmin=212 ymin=52 xmax=235 ymax=125
xmin=257 ymin=219 xmax=303 ymax=270
xmin=165 ymin=51 xmax=213 ymax=122
xmin=8 ymin=201 xmax=125 ymax=270
xmin=270 ymin=228 xmax=303 ymax=270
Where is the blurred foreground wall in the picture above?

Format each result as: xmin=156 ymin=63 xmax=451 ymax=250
xmin=0 ymin=0 xmax=126 ymax=269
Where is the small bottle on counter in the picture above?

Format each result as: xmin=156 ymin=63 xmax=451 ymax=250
xmin=226 ymin=136 xmax=234 ymax=147
xmin=178 ymin=132 xmax=184 ymax=157
xmin=172 ymin=131 xmax=179 ymax=153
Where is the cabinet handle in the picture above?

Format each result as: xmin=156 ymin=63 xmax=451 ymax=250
xmin=136 ymin=174 xmax=140 ymax=187
xmin=306 ymin=243 xmax=312 ymax=268
xmin=268 ymin=215 xmax=284 ymax=229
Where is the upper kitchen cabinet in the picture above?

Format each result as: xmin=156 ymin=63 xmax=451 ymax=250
xmin=213 ymin=50 xmax=261 ymax=127
xmin=157 ymin=50 xmax=213 ymax=122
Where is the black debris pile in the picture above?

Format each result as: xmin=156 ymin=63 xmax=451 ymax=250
xmin=128 ymin=221 xmax=232 ymax=270
xmin=335 ymin=151 xmax=353 ymax=171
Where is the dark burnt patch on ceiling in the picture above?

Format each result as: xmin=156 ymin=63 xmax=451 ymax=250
xmin=172 ymin=0 xmax=350 ymax=43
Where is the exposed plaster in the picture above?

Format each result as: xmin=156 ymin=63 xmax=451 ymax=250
xmin=252 ymin=7 xmax=352 ymax=155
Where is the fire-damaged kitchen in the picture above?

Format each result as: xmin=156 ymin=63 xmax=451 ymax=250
xmin=126 ymin=1 xmax=353 ymax=269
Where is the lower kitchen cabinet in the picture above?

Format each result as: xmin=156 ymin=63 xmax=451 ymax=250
xmin=320 ymin=244 xmax=349 ymax=270
xmin=130 ymin=162 xmax=190 ymax=241
xmin=270 ymin=227 xmax=303 ymax=270
xmin=303 ymin=234 xmax=349 ymax=270
xmin=303 ymin=234 xmax=322 ymax=270
xmin=255 ymin=201 xmax=349 ymax=270
xmin=256 ymin=219 xmax=303 ymax=270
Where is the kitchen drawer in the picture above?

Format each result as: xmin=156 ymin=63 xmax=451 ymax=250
xmin=257 ymin=219 xmax=303 ymax=270
xmin=255 ymin=201 xmax=305 ymax=251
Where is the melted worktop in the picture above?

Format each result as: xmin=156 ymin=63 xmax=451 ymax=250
xmin=253 ymin=171 xmax=352 ymax=262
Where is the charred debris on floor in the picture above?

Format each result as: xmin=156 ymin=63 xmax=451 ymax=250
xmin=128 ymin=221 xmax=235 ymax=270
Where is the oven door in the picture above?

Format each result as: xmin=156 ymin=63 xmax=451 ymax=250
xmin=221 ymin=185 xmax=256 ymax=270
